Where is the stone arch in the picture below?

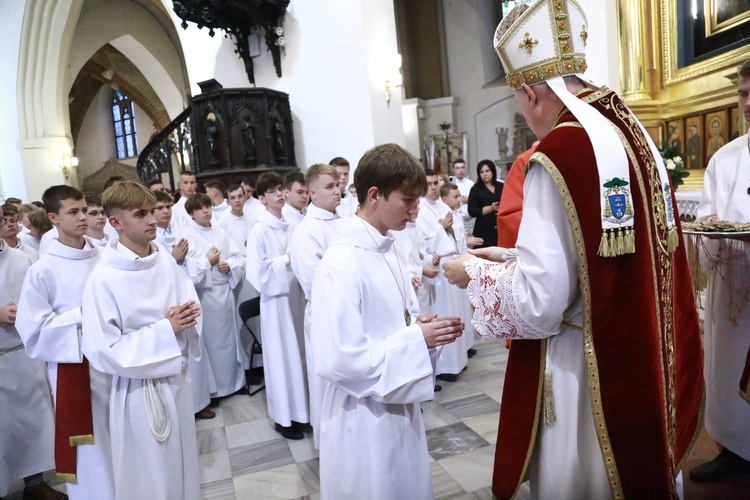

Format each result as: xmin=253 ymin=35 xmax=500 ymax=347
xmin=15 ymin=0 xmax=190 ymax=195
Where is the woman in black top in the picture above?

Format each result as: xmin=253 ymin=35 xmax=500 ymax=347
xmin=467 ymin=159 xmax=503 ymax=248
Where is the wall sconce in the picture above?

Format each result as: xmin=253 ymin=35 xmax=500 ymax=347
xmin=385 ymin=54 xmax=403 ymax=108
xmin=60 ymin=146 xmax=79 ymax=182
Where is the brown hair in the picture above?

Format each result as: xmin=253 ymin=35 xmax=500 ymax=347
xmin=154 ymin=190 xmax=173 ymax=204
xmin=440 ymin=183 xmax=459 ymax=198
xmin=102 ymin=182 xmax=156 ymax=216
xmin=739 ymin=59 xmax=750 ymax=78
xmin=284 ymin=171 xmax=306 ymax=191
xmin=305 ymin=164 xmax=340 ymax=185
xmin=42 ymin=185 xmax=84 ymax=215
xmin=328 ymin=157 xmax=350 ymax=168
xmin=354 ymin=144 xmax=427 ymax=205
xmin=256 ymin=172 xmax=284 ymax=197
xmin=185 ymin=193 xmax=212 ymax=214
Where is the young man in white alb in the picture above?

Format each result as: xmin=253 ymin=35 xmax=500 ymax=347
xmin=183 ymin=193 xmax=246 ymax=406
xmin=330 ymin=157 xmax=357 ymax=218
xmin=0 ymin=205 xmax=60 ymax=500
xmin=16 ymin=186 xmax=114 ymax=499
xmin=84 ymin=194 xmax=109 ymax=247
xmin=281 ymin=171 xmax=308 ymax=233
xmin=289 ymin=163 xmax=342 ymax=446
xmin=311 ymin=144 xmax=463 ymax=499
xmin=171 ymin=171 xmax=198 ymax=233
xmin=153 ymin=190 xmax=190 ymax=263
xmin=81 ymin=182 xmax=202 ymax=499
xmin=218 ymin=183 xmax=261 ymax=378
xmin=205 ymin=180 xmax=229 ymax=222
xmin=416 ymin=169 xmax=469 ymax=382
xmin=246 ymin=172 xmax=309 ymax=440
xmin=1 ymin=204 xmax=39 ymax=262
xmin=241 ymin=175 xmax=265 ymax=223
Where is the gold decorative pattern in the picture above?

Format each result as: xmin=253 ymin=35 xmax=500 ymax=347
xmin=519 ymin=32 xmax=539 ymax=54
xmin=581 ymin=24 xmax=588 ymax=46
xmin=497 ymin=0 xmax=588 ymax=89
xmin=510 ymin=339 xmax=548 ymax=498
xmin=528 ymin=151 xmax=625 ymax=499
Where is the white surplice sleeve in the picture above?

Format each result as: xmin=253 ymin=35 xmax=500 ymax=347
xmin=17 ymin=270 xmax=83 ymax=363
xmin=183 ymin=235 xmax=212 ymax=290
xmin=465 ymin=164 xmax=579 ymax=340
xmin=81 ymin=278 xmax=184 ymax=379
xmin=697 ymin=155 xmax=718 ymax=221
xmin=220 ymin=228 xmax=244 ymax=289
xmin=246 ymin=226 xmax=290 ymax=297
xmin=290 ymin=227 xmax=325 ymax=298
xmin=311 ymin=267 xmax=434 ymax=405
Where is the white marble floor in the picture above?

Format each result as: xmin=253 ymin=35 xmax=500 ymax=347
xmin=197 ymin=340 xmax=507 ymax=500
xmin=3 ymin=340 xmax=507 ymax=500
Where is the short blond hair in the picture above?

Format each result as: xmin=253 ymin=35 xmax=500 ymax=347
xmin=102 ymin=182 xmax=156 ymax=215
xmin=18 ymin=203 xmax=38 ymax=216
xmin=305 ymin=164 xmax=340 ymax=186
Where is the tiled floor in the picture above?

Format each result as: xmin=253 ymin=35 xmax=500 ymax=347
xmin=196 ymin=339 xmax=506 ymax=500
xmin=6 ymin=339 xmax=750 ymax=499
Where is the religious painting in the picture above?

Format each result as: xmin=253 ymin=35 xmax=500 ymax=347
xmin=705 ymin=0 xmax=750 ymax=37
xmin=704 ymin=109 xmax=728 ymax=164
xmin=730 ymin=106 xmax=741 ymax=141
xmin=644 ymin=126 xmax=663 ymax=148
xmin=666 ymin=119 xmax=684 ymax=155
xmin=426 ymin=133 xmax=467 ymax=177
xmin=684 ymin=115 xmax=704 ymax=169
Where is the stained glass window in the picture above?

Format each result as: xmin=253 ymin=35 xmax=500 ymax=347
xmin=112 ymin=91 xmax=138 ymax=158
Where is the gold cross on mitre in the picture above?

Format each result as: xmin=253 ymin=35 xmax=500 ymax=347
xmin=519 ymin=32 xmax=539 ymax=54
xmin=580 ymin=24 xmax=588 ymax=46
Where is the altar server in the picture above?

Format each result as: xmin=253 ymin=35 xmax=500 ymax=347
xmin=81 ymin=182 xmax=202 ymax=499
xmin=0 ymin=206 xmax=60 ymax=500
xmin=289 ymin=163 xmax=342 ymax=446
xmin=246 ymin=172 xmax=309 ymax=440
xmin=183 ymin=193 xmax=247 ymax=401
xmin=16 ymin=185 xmax=114 ymax=499
xmin=311 ymin=144 xmax=463 ymax=499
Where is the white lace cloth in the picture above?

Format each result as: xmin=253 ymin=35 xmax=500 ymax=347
xmin=465 ymin=255 xmax=550 ymax=340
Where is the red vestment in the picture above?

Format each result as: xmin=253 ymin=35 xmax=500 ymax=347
xmin=492 ymin=89 xmax=703 ymax=499
xmin=497 ymin=146 xmax=536 ymax=248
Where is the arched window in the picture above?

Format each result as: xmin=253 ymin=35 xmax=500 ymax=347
xmin=112 ymin=91 xmax=138 ymax=158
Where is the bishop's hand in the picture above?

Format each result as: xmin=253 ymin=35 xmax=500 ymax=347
xmin=442 ymin=254 xmax=474 ymax=289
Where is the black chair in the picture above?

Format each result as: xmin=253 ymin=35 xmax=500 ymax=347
xmin=239 ymin=297 xmax=264 ymax=396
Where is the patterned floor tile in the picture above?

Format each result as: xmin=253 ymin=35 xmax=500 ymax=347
xmin=426 ymin=421 xmax=490 ymax=461
xmin=197 ymin=427 xmax=229 ymax=455
xmin=200 ymin=449 xmax=233 ymax=485
xmin=225 ymin=417 xmax=281 ymax=449
xmin=200 ymin=478 xmax=237 ymax=500
xmin=438 ymin=445 xmax=495 ymax=493
xmin=229 ymin=438 xmax=294 ymax=477
xmin=296 ymin=458 xmax=320 ymax=494
xmin=233 ymin=463 xmax=309 ymax=499
xmin=440 ymin=393 xmax=501 ymax=420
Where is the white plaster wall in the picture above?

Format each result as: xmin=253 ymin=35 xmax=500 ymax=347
xmin=170 ymin=0 xmax=405 ymax=171
xmin=442 ymin=0 xmax=621 ymax=179
xmin=75 ymin=86 xmax=154 ymax=179
xmin=0 ymin=0 xmax=28 ymax=200
xmin=68 ymin=0 xmax=186 ymax=118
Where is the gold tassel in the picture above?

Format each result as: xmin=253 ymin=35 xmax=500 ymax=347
xmin=56 ymin=473 xmax=78 ymax=484
xmin=615 ymin=229 xmax=625 ymax=256
xmin=627 ymin=228 xmax=636 ymax=254
xmin=543 ymin=370 xmax=556 ymax=425
xmin=69 ymin=434 xmax=95 ymax=447
xmin=667 ymin=227 xmax=679 ymax=252
xmin=597 ymin=230 xmax=609 ymax=257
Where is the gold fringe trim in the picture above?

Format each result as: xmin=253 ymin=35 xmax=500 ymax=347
xmin=69 ymin=434 xmax=94 ymax=447
xmin=597 ymin=228 xmax=636 ymax=258
xmin=56 ymin=472 xmax=77 ymax=484
xmin=667 ymin=227 xmax=679 ymax=253
xmin=543 ymin=370 xmax=557 ymax=425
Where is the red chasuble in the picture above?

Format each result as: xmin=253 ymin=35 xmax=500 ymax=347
xmin=497 ymin=145 xmax=536 ymax=248
xmin=492 ymin=89 xmax=704 ymax=499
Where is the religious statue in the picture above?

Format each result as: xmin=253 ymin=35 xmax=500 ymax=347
xmin=496 ymin=127 xmax=509 ymax=159
xmin=274 ymin=120 xmax=287 ymax=163
xmin=205 ymin=112 xmax=220 ymax=166
xmin=240 ymin=117 xmax=257 ymax=163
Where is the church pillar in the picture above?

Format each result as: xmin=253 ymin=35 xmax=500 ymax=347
xmin=616 ymin=0 xmax=654 ymax=101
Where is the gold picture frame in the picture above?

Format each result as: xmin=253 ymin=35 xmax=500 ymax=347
xmin=662 ymin=0 xmax=750 ymax=85
xmin=703 ymin=109 xmax=728 ymax=165
xmin=704 ymin=0 xmax=750 ymax=38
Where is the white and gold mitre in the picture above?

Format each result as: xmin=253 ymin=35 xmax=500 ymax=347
xmin=494 ymin=0 xmax=588 ymax=89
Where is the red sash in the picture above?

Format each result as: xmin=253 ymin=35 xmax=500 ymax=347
xmin=55 ymin=357 xmax=94 ymax=483
xmin=491 ymin=90 xmax=703 ymax=499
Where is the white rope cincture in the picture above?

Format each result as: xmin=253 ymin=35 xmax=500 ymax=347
xmin=143 ymin=378 xmax=171 ymax=443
